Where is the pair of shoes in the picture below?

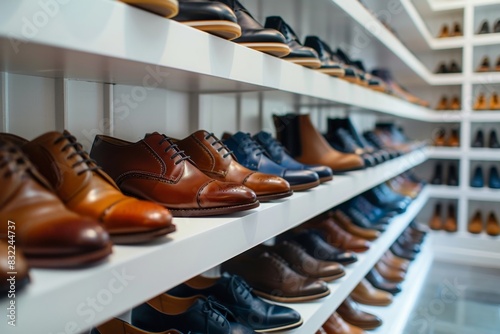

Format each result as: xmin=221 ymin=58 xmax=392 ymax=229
xmin=470 ymin=166 xmax=500 ymax=189
xmin=469 ymin=211 xmax=500 ymax=236
xmin=436 ymin=96 xmax=461 ymax=110
xmin=437 ymin=23 xmax=462 ymax=38
xmin=429 ymin=203 xmax=457 ymax=232
xmin=433 ymin=127 xmax=460 ymax=147
xmin=477 ymin=19 xmax=500 ymax=34
xmin=435 ymin=61 xmax=461 ymax=74
xmin=476 ymin=56 xmax=500 ymax=72
xmin=473 ymin=93 xmax=500 ymax=110
xmin=472 ymin=129 xmax=500 ymax=148
xmin=431 ymin=163 xmax=459 ymax=186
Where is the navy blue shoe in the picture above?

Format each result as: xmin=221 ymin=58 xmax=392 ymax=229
xmin=470 ymin=166 xmax=484 ymax=188
xmin=223 ymin=132 xmax=320 ymax=191
xmin=363 ymin=186 xmax=409 ymax=213
xmin=252 ymin=131 xmax=333 ymax=183
xmin=132 ymin=294 xmax=255 ymax=334
xmin=489 ymin=166 xmax=500 ymax=189
xmin=168 ymin=273 xmax=303 ymax=332
xmin=339 ymin=205 xmax=387 ymax=232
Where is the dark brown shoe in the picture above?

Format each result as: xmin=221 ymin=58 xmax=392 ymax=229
xmin=256 ymin=240 xmax=345 ymax=282
xmin=332 ymin=210 xmax=380 ymax=241
xmin=222 ymin=251 xmax=330 ymax=302
xmin=90 ymin=133 xmax=259 ymax=217
xmin=337 ymin=297 xmax=382 ymax=330
xmin=93 ymin=317 xmax=182 ymax=334
xmin=0 ymin=141 xmax=112 ymax=268
xmin=4 ymin=131 xmax=175 ymax=244
xmin=375 ymin=261 xmax=406 ymax=283
xmin=174 ymin=130 xmax=292 ymax=201
xmin=322 ymin=312 xmax=366 ymax=334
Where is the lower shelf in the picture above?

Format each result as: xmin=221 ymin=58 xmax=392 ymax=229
xmin=276 ymin=188 xmax=430 ymax=333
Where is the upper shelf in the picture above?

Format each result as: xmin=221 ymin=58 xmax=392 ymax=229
xmin=426 ymin=0 xmax=500 ymax=10
xmin=0 ymin=148 xmax=428 ymax=334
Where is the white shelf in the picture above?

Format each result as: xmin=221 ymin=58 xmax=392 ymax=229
xmin=278 ymin=188 xmax=430 ymax=334
xmin=472 ymin=33 xmax=500 ymax=46
xmin=426 ymin=0 xmax=465 ymax=11
xmin=467 ymin=187 xmax=500 ymax=201
xmin=427 ymin=146 xmax=463 ymax=159
xmin=0 ymin=149 xmax=428 ymax=334
xmin=469 ymin=148 xmax=500 ymax=160
xmin=428 ymin=185 xmax=462 ymax=198
xmin=471 ymin=72 xmax=500 ymax=84
xmin=469 ymin=112 xmax=500 ymax=122
xmin=362 ymin=238 xmax=433 ymax=334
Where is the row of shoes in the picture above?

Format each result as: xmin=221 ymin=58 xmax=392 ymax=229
xmin=435 ymin=60 xmax=461 ymax=74
xmin=429 ymin=203 xmax=458 ymax=232
xmin=435 ymin=95 xmax=461 ymax=110
xmin=472 ymin=129 xmax=500 ymax=148
xmin=433 ymin=128 xmax=460 ymax=147
xmin=477 ymin=19 xmax=500 ymax=34
xmin=470 ymin=165 xmax=500 ymax=189
xmin=430 ymin=162 xmax=459 ymax=187
xmin=468 ymin=211 xmax=500 ymax=236
xmin=473 ymin=92 xmax=500 ymax=110
xmin=437 ymin=22 xmax=463 ymax=38
xmin=476 ymin=56 xmax=500 ymax=73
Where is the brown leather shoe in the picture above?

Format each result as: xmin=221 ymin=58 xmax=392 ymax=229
xmin=256 ymin=240 xmax=345 ymax=282
xmin=473 ymin=93 xmax=488 ymax=110
xmin=447 ymin=128 xmax=460 ymax=147
xmin=444 ymin=204 xmax=458 ymax=232
xmin=337 ymin=297 xmax=382 ymax=330
xmin=386 ymin=178 xmax=419 ymax=198
xmin=433 ymin=128 xmax=446 ymax=146
xmin=5 ymin=131 xmax=176 ymax=244
xmin=351 ymin=278 xmax=393 ymax=306
xmin=437 ymin=24 xmax=449 ymax=38
xmin=93 ymin=317 xmax=181 ymax=334
xmin=332 ymin=210 xmax=380 ymax=241
xmin=1 ymin=240 xmax=30 ymax=294
xmin=273 ymin=114 xmax=365 ymax=172
xmin=0 ymin=141 xmax=112 ymax=268
xmin=468 ymin=211 xmax=483 ymax=234
xmin=491 ymin=93 xmax=500 ymax=110
xmin=304 ymin=216 xmax=371 ymax=252
xmin=487 ymin=212 xmax=500 ymax=236
xmin=322 ymin=312 xmax=366 ymax=334
xmin=90 ymin=133 xmax=259 ymax=217
xmin=429 ymin=203 xmax=443 ymax=230
xmin=222 ymin=251 xmax=330 ymax=302
xmin=381 ymin=251 xmax=410 ymax=273
xmin=477 ymin=56 xmax=491 ymax=72
xmin=450 ymin=96 xmax=461 ymax=110
xmin=375 ymin=261 xmax=406 ymax=283
xmin=174 ymin=130 xmax=292 ymax=201
xmin=436 ymin=96 xmax=448 ymax=110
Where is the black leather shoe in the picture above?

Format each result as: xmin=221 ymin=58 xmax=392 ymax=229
xmin=365 ymin=269 xmax=402 ymax=295
xmin=435 ymin=62 xmax=448 ymax=74
xmin=285 ymin=230 xmax=358 ymax=265
xmin=341 ymin=206 xmax=387 ymax=232
xmin=351 ymin=60 xmax=386 ymax=92
xmin=264 ymin=16 xmax=321 ymax=68
xmin=364 ymin=187 xmax=409 ymax=213
xmin=223 ymin=132 xmax=320 ymax=191
xmin=489 ymin=166 xmax=500 ymax=189
xmin=470 ymin=166 xmax=484 ymax=188
xmin=477 ymin=20 xmax=490 ymax=34
xmin=220 ymin=0 xmax=290 ymax=57
xmin=447 ymin=164 xmax=459 ymax=186
xmin=396 ymin=235 xmax=421 ymax=253
xmin=173 ymin=0 xmax=241 ymax=40
xmin=472 ymin=130 xmax=484 ymax=148
xmin=390 ymin=243 xmax=416 ymax=261
xmin=449 ymin=61 xmax=461 ymax=73
xmin=168 ymin=273 xmax=303 ymax=332
xmin=132 ymin=294 xmax=255 ymax=333
xmin=253 ymin=131 xmax=333 ymax=183
xmin=431 ymin=163 xmax=443 ymax=185
xmin=350 ymin=196 xmax=395 ymax=225
xmin=303 ymin=36 xmax=345 ymax=77
xmin=335 ymin=48 xmax=367 ymax=85
xmin=495 ymin=19 xmax=500 ymax=33
xmin=325 ymin=128 xmax=377 ymax=167
xmin=489 ymin=129 xmax=500 ymax=148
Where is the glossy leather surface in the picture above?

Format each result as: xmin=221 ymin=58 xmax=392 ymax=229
xmin=350 ymin=278 xmax=393 ymax=306
xmin=487 ymin=212 xmax=500 ymax=236
xmin=332 ymin=210 xmax=380 ymax=241
xmin=489 ymin=166 xmax=500 ymax=189
xmin=365 ymin=269 xmax=402 ymax=295
xmin=304 ymin=36 xmax=344 ymax=71
xmin=321 ymin=313 xmax=366 ymax=334
xmin=174 ymin=0 xmax=236 ymax=22
xmin=340 ymin=206 xmax=387 ymax=232
xmin=337 ymin=297 xmax=382 ymax=330
xmin=176 ymin=130 xmax=291 ymax=201
xmin=90 ymin=133 xmax=258 ymax=216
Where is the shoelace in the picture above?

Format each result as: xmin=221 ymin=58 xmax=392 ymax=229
xmin=239 ymin=134 xmax=265 ymax=156
xmin=54 ymin=132 xmax=102 ymax=176
xmin=204 ymin=133 xmax=233 ymax=158
xmin=228 ymin=275 xmax=252 ymax=302
xmin=158 ymin=136 xmax=191 ymax=165
xmin=0 ymin=142 xmax=32 ymax=178
xmin=202 ymin=297 xmax=233 ymax=329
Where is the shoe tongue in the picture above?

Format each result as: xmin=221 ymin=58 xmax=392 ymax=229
xmin=144 ymin=131 xmax=164 ymax=140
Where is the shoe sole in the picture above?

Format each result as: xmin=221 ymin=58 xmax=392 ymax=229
xmin=169 ymin=201 xmax=259 ymax=217
xmin=318 ymin=270 xmax=346 ymax=282
xmin=180 ymin=20 xmax=242 ymax=40
xmin=254 ymin=318 xmax=304 ymax=333
xmin=238 ymin=42 xmax=291 ymax=57
xmin=26 ymin=242 xmax=113 ymax=268
xmin=110 ymin=224 xmax=176 ymax=244
xmin=253 ymin=289 xmax=330 ymax=303
xmin=120 ymin=0 xmax=178 ymax=18
xmin=256 ymin=189 xmax=293 ymax=202
xmin=290 ymin=179 xmax=320 ymax=191
xmin=351 ymin=294 xmax=392 ymax=306
xmin=319 ymin=175 xmax=333 ymax=183
xmin=316 ymin=68 xmax=345 ymax=77
xmin=285 ymin=57 xmax=322 ymax=69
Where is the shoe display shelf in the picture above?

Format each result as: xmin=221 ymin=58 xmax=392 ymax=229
xmin=466 ymin=187 xmax=500 ymax=201
xmin=361 ymin=237 xmax=433 ymax=334
xmin=470 ymin=112 xmax=500 ymax=122
xmin=427 ymin=185 xmax=462 ymax=198
xmin=469 ymin=148 xmax=500 ymax=160
xmin=0 ymin=148 xmax=428 ymax=334
xmin=427 ymin=146 xmax=463 ymax=159
xmin=276 ymin=188 xmax=430 ymax=334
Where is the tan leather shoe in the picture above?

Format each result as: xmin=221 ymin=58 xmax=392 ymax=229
xmin=487 ymin=212 xmax=500 ymax=236
xmin=491 ymin=93 xmax=500 ymax=110
xmin=437 ymin=24 xmax=449 ymax=38
xmin=473 ymin=93 xmax=488 ymax=110
xmin=444 ymin=204 xmax=458 ymax=232
xmin=337 ymin=297 xmax=382 ymax=330
xmin=436 ymin=96 xmax=449 ymax=110
xmin=452 ymin=22 xmax=462 ymax=36
xmin=1 ymin=240 xmax=30 ymax=294
xmin=386 ymin=178 xmax=419 ymax=198
xmin=351 ymin=278 xmax=393 ymax=306
xmin=175 ymin=130 xmax=292 ymax=201
xmin=273 ymin=114 xmax=365 ymax=172
xmin=434 ymin=128 xmax=446 ymax=146
xmin=468 ymin=211 xmax=483 ymax=234
xmin=120 ymin=0 xmax=179 ymax=18
xmin=381 ymin=251 xmax=410 ymax=271
xmin=375 ymin=261 xmax=406 ymax=283
xmin=429 ymin=203 xmax=443 ymax=230
xmin=91 ymin=133 xmax=259 ymax=217
xmin=322 ymin=312 xmax=366 ymax=334
xmin=446 ymin=128 xmax=460 ymax=147
xmin=5 ymin=131 xmax=175 ymax=244
xmin=93 ymin=317 xmax=182 ymax=334
xmin=0 ymin=140 xmax=111 ymax=268
xmin=332 ymin=210 xmax=380 ymax=241
xmin=477 ymin=56 xmax=491 ymax=72
xmin=450 ymin=96 xmax=461 ymax=110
